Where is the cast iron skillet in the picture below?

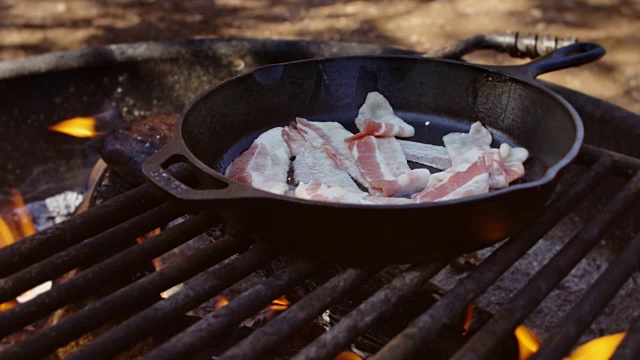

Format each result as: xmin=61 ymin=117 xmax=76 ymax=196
xmin=143 ymin=42 xmax=605 ymax=265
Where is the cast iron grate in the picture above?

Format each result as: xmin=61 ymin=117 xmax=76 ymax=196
xmin=0 ymin=144 xmax=639 ymax=360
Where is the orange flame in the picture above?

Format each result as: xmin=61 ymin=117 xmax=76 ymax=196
xmin=269 ymin=296 xmax=292 ymax=311
xmin=48 ymin=117 xmax=102 ymax=138
xmin=462 ymin=304 xmax=475 ymax=335
xmin=333 ymin=351 xmax=363 ymax=360
xmin=514 ymin=325 xmax=541 ymax=360
xmin=0 ymin=216 xmax=17 ymax=311
xmin=214 ymin=296 xmax=230 ymax=311
xmin=0 ymin=216 xmax=15 ymax=248
xmin=0 ymin=189 xmax=51 ymax=309
xmin=135 ymin=228 xmax=162 ymax=244
xmin=136 ymin=228 xmax=163 ymax=271
xmin=564 ymin=332 xmax=626 ymax=360
xmin=0 ymin=300 xmax=17 ymax=312
xmin=10 ymin=189 xmax=36 ymax=238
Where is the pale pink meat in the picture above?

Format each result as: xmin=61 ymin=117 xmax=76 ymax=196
xmin=283 ymin=123 xmax=361 ymax=192
xmin=294 ymin=118 xmax=381 ymax=194
xmin=483 ymin=148 xmax=509 ymax=189
xmin=224 ymin=127 xmax=291 ymax=194
xmin=443 ymin=122 xmax=493 ymax=166
xmin=282 ymin=122 xmax=306 ymax=157
xmin=346 ymin=118 xmax=414 ymax=141
xmin=412 ymin=158 xmax=490 ymax=202
xmin=350 ymin=91 xmax=414 ymax=139
xmin=500 ymin=143 xmax=529 ymax=183
xmin=350 ymin=136 xmax=430 ymax=196
xmin=443 ymin=122 xmax=513 ymax=190
xmin=295 ymin=181 xmax=414 ymax=205
xmin=397 ymin=139 xmax=451 ymax=170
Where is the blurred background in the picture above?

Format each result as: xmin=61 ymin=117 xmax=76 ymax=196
xmin=0 ymin=0 xmax=638 ymax=112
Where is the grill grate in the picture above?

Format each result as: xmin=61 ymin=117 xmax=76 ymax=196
xmin=0 ymin=144 xmax=639 ymax=360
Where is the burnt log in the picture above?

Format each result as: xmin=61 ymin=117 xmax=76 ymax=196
xmin=98 ymin=113 xmax=178 ymax=184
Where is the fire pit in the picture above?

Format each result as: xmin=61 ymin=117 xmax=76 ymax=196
xmin=0 ymin=35 xmax=639 ymax=360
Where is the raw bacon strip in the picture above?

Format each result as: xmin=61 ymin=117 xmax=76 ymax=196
xmin=439 ymin=172 xmax=490 ymax=202
xmin=294 ymin=146 xmax=361 ymax=192
xmin=294 ymin=118 xmax=379 ymax=193
xmin=412 ymin=158 xmax=490 ymax=202
xmin=443 ymin=122 xmax=492 ymax=166
xmin=349 ymin=92 xmax=414 ymax=139
xmin=483 ymin=148 xmax=509 ymax=189
xmin=225 ymin=127 xmax=291 ymax=194
xmin=284 ymin=124 xmax=361 ymax=192
xmin=346 ymin=118 xmax=414 ymax=141
xmin=443 ymin=122 xmax=511 ymax=190
xmin=500 ymin=143 xmax=529 ymax=183
xmin=282 ymin=122 xmax=306 ymax=157
xmin=398 ymin=139 xmax=451 ymax=170
xmin=350 ymin=136 xmax=430 ymax=196
xmin=295 ymin=181 xmax=414 ymax=205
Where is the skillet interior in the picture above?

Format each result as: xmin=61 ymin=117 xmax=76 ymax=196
xmin=180 ymin=56 xmax=578 ymax=192
xmin=167 ymin=55 xmax=581 ymax=264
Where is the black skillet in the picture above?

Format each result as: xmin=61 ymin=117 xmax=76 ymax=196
xmin=143 ymin=42 xmax=605 ymax=265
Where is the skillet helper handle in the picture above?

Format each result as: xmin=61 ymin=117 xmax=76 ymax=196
xmin=142 ymin=142 xmax=263 ymax=201
xmin=489 ymin=42 xmax=605 ymax=80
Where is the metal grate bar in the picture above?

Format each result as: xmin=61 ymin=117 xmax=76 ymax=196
xmin=0 ymin=202 xmax=181 ymax=304
xmin=0 ymin=210 xmax=220 ymax=339
xmin=65 ymin=243 xmax=279 ymax=360
xmin=220 ymin=267 xmax=378 ymax=360
xmin=579 ymin=144 xmax=640 ymax=176
xmin=450 ymin=172 xmax=640 ymax=360
xmin=144 ymin=259 xmax=319 ymax=360
xmin=0 ymin=184 xmax=161 ymax=278
xmin=611 ymin=316 xmax=640 ymax=360
xmin=294 ymin=261 xmax=448 ymax=360
xmin=531 ymin=232 xmax=640 ymax=360
xmin=1 ymin=234 xmax=252 ymax=360
xmin=371 ymin=155 xmax=614 ymax=360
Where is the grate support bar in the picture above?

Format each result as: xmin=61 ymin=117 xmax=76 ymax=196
xmin=0 ymin=210 xmax=220 ymax=339
xmin=65 ymin=243 xmax=279 ymax=360
xmin=0 ymin=185 xmax=161 ymax=278
xmin=144 ymin=259 xmax=318 ymax=360
xmin=531 ymin=232 xmax=640 ymax=360
xmin=611 ymin=316 xmax=640 ymax=360
xmin=0 ymin=202 xmax=181 ymax=304
xmin=371 ymin=155 xmax=614 ymax=360
xmin=579 ymin=144 xmax=640 ymax=176
xmin=1 ymin=234 xmax=251 ymax=360
xmin=293 ymin=261 xmax=448 ymax=360
xmin=450 ymin=172 xmax=640 ymax=360
xmin=219 ymin=267 xmax=378 ymax=360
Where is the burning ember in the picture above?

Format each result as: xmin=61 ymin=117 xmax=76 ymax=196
xmin=333 ymin=351 xmax=363 ymax=360
xmin=462 ymin=304 xmax=475 ymax=335
xmin=214 ymin=296 xmax=230 ymax=311
xmin=48 ymin=116 xmax=102 ymax=138
xmin=564 ymin=332 xmax=626 ymax=360
xmin=269 ymin=296 xmax=292 ymax=311
xmin=0 ymin=299 xmax=17 ymax=312
xmin=514 ymin=325 xmax=540 ymax=360
xmin=136 ymin=228 xmax=163 ymax=271
xmin=135 ymin=228 xmax=162 ymax=245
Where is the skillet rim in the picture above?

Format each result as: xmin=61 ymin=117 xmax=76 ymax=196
xmin=169 ymin=54 xmax=584 ymax=209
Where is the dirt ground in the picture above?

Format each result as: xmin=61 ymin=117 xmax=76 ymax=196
xmin=0 ymin=0 xmax=638 ymax=113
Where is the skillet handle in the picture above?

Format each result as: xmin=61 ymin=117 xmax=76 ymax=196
xmin=486 ymin=42 xmax=605 ymax=80
xmin=142 ymin=141 xmax=266 ymax=201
